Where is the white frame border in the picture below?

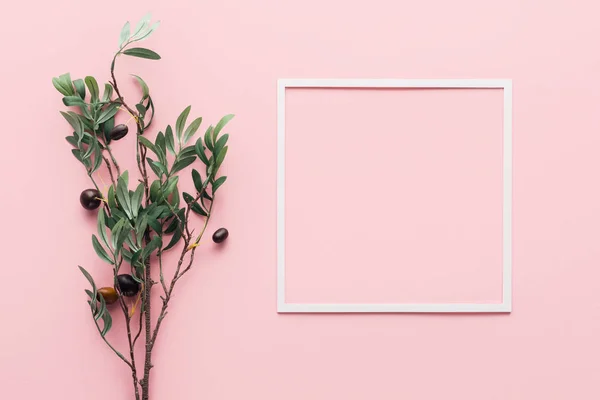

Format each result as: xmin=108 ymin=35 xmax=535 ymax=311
xmin=277 ymin=78 xmax=512 ymax=313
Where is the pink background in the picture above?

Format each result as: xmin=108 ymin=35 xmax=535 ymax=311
xmin=285 ymin=87 xmax=504 ymax=303
xmin=1 ymin=0 xmax=600 ymax=399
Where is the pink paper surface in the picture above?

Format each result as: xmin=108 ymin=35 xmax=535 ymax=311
xmin=285 ymin=87 xmax=505 ymax=303
xmin=2 ymin=0 xmax=600 ymax=399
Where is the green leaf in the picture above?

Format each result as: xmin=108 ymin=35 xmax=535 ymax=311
xmin=183 ymin=117 xmax=202 ymax=144
xmin=191 ymin=202 xmax=207 ymax=216
xmin=163 ymin=176 xmax=179 ymax=198
xmin=79 ymin=266 xmax=97 ymax=292
xmin=138 ymin=136 xmax=158 ymax=157
xmin=136 ymin=215 xmax=148 ymax=245
xmin=119 ymin=21 xmax=131 ymax=48
xmin=214 ymin=146 xmax=228 ymax=171
xmin=102 ymin=116 xmax=115 ymax=143
xmin=135 ymin=20 xmax=160 ymax=42
xmin=73 ymin=79 xmax=86 ymax=99
xmin=144 ymin=97 xmax=155 ymax=129
xmin=131 ymin=183 xmax=144 ymax=218
xmin=85 ymin=289 xmax=97 ymax=314
xmin=116 ymin=220 xmax=132 ymax=254
xmin=194 ymin=136 xmax=209 ymax=165
xmin=164 ymin=225 xmax=182 ymax=251
xmin=213 ymin=176 xmax=227 ymax=193
xmin=92 ymin=235 xmax=114 ymax=264
xmin=192 ymin=169 xmax=203 ymax=193
xmin=148 ymin=217 xmax=162 ymax=234
xmin=178 ymin=146 xmax=195 ymax=160
xmin=116 ymin=173 xmax=132 ymax=219
xmin=147 ymin=157 xmax=167 ymax=177
xmin=97 ymin=203 xmax=110 ymax=249
xmin=213 ymin=133 xmax=229 ymax=157
xmin=212 ymin=114 xmax=234 ymax=142
xmin=182 ymin=192 xmax=195 ymax=204
xmin=123 ymin=47 xmax=161 ymax=60
xmin=110 ymin=218 xmax=126 ymax=249
xmin=141 ymin=235 xmax=162 ymax=260
xmin=52 ymin=75 xmax=73 ymax=96
xmin=101 ymin=310 xmax=112 ymax=336
xmin=102 ymin=83 xmax=113 ymax=102
xmin=132 ymin=75 xmax=149 ymax=99
xmin=97 ymin=103 xmax=119 ymax=125
xmin=136 ymin=103 xmax=147 ymax=118
xmin=71 ymin=149 xmax=83 ymax=162
xmin=176 ymin=106 xmax=191 ymax=144
xmin=171 ymin=156 xmax=196 ymax=175
xmin=85 ymin=76 xmax=99 ymax=103
xmin=165 ymin=125 xmax=175 ymax=155
xmin=132 ymin=12 xmax=152 ymax=39
xmin=62 ymin=96 xmax=86 ymax=107
xmin=94 ymin=294 xmax=106 ymax=321
xmin=61 ymin=111 xmax=84 ymax=136
xmin=92 ymin=146 xmax=103 ymax=172
xmin=107 ymin=185 xmax=118 ymax=210
xmin=204 ymin=126 xmax=214 ymax=151
xmin=149 ymin=180 xmax=161 ymax=202
xmin=155 ymin=132 xmax=166 ymax=157
xmin=65 ymin=135 xmax=77 ymax=147
xmin=170 ymin=187 xmax=181 ymax=209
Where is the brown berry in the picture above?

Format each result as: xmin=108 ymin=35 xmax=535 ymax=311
xmin=97 ymin=287 xmax=119 ymax=305
xmin=80 ymin=189 xmax=102 ymax=210
xmin=212 ymin=228 xmax=229 ymax=243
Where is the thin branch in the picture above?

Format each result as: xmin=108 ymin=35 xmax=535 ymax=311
xmin=102 ymin=155 xmax=117 ymax=187
xmin=149 ymin=196 xmax=214 ymax=351
xmin=94 ymin=319 xmax=133 ymax=369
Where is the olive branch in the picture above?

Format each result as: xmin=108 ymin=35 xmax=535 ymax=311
xmin=52 ymin=13 xmax=233 ymax=400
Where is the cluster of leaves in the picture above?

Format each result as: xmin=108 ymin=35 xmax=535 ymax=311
xmin=52 ymin=13 xmax=233 ymax=341
xmin=54 ymin=73 xmax=119 ymax=174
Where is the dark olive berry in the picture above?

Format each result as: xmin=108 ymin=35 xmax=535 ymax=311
xmin=80 ymin=189 xmax=102 ymax=210
xmin=117 ymin=274 xmax=140 ymax=297
xmin=97 ymin=287 xmax=119 ymax=305
xmin=109 ymin=124 xmax=129 ymax=141
xmin=212 ymin=228 xmax=229 ymax=243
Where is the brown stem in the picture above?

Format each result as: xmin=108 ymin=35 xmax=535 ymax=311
xmin=102 ymin=155 xmax=117 ymax=187
xmin=149 ymin=197 xmax=214 ymax=351
xmin=111 ymin=51 xmax=152 ymax=400
xmin=117 ymin=291 xmax=141 ymax=400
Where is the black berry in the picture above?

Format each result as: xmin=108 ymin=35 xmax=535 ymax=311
xmin=212 ymin=228 xmax=229 ymax=243
xmin=109 ymin=124 xmax=129 ymax=141
xmin=80 ymin=189 xmax=102 ymax=210
xmin=117 ymin=274 xmax=140 ymax=297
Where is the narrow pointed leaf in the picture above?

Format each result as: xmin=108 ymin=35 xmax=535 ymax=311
xmin=73 ymin=79 xmax=86 ymax=99
xmin=132 ymin=75 xmax=149 ymax=99
xmin=183 ymin=117 xmax=202 ymax=144
xmin=171 ymin=156 xmax=196 ymax=174
xmin=165 ymin=125 xmax=175 ymax=155
xmin=164 ymin=226 xmax=182 ymax=251
xmin=97 ymin=203 xmax=110 ymax=248
xmin=195 ymin=136 xmax=209 ymax=164
xmin=84 ymin=76 xmax=99 ymax=102
xmin=212 ymin=176 xmax=227 ymax=193
xmin=212 ymin=114 xmax=234 ymax=141
xmin=123 ymin=47 xmax=161 ymax=60
xmin=102 ymin=83 xmax=113 ymax=102
xmin=176 ymin=106 xmax=191 ymax=143
xmin=92 ymin=235 xmax=114 ymax=264
xmin=191 ymin=169 xmax=203 ymax=193
xmin=119 ymin=21 xmax=130 ymax=48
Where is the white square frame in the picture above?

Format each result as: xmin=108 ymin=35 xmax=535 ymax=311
xmin=277 ymin=78 xmax=512 ymax=313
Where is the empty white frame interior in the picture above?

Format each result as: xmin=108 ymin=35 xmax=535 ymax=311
xmin=277 ymin=78 xmax=512 ymax=313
